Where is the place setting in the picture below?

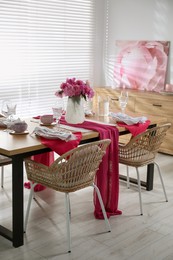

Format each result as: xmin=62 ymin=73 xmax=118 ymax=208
xmin=0 ymin=99 xmax=29 ymax=135
xmin=108 ymin=90 xmax=151 ymax=136
xmin=30 ymin=97 xmax=78 ymax=141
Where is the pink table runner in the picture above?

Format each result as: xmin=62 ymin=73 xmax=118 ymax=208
xmin=60 ymin=117 xmax=122 ymax=219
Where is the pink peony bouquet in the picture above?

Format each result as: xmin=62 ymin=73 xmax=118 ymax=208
xmin=55 ymin=78 xmax=94 ymax=101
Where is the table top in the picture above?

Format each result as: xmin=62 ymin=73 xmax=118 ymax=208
xmin=0 ymin=114 xmax=166 ymax=157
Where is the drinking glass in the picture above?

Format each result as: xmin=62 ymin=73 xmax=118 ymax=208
xmin=52 ymin=98 xmax=64 ymax=130
xmin=1 ymin=99 xmax=17 ymax=119
xmin=119 ymin=91 xmax=128 ymax=114
xmin=1 ymin=99 xmax=17 ymax=132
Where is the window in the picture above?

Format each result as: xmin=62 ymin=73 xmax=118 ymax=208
xmin=0 ymin=0 xmax=96 ymax=117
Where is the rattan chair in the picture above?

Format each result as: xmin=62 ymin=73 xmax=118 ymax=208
xmin=0 ymin=155 xmax=12 ymax=188
xmin=24 ymin=139 xmax=111 ymax=253
xmin=119 ymin=123 xmax=171 ymax=215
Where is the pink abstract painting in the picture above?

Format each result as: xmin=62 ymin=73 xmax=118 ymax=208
xmin=114 ymin=41 xmax=169 ymax=92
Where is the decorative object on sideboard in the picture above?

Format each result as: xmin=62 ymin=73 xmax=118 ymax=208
xmin=165 ymin=84 xmax=173 ymax=92
xmin=114 ymin=40 xmax=170 ymax=93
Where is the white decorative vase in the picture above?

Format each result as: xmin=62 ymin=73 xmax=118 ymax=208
xmin=65 ymin=96 xmax=85 ymax=124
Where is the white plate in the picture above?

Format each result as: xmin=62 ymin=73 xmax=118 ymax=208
xmin=40 ymin=122 xmax=56 ymax=126
xmin=9 ymin=130 xmax=29 ymax=135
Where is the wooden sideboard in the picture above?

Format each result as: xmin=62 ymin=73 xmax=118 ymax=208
xmin=92 ymin=87 xmax=173 ymax=155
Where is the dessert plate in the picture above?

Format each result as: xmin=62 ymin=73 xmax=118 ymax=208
xmin=9 ymin=130 xmax=29 ymax=135
xmin=40 ymin=122 xmax=56 ymax=126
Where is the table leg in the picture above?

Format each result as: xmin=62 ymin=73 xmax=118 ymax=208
xmin=119 ymin=163 xmax=154 ymax=191
xmin=146 ymin=163 xmax=154 ymax=191
xmin=12 ymin=156 xmax=24 ymax=247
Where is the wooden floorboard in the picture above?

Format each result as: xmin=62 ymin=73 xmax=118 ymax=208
xmin=0 ymin=152 xmax=173 ymax=259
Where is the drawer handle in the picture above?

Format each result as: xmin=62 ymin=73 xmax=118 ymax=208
xmin=153 ymin=104 xmax=162 ymax=107
xmin=111 ymin=98 xmax=119 ymax=101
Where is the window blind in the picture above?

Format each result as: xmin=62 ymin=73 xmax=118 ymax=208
xmin=0 ymin=0 xmax=96 ymax=117
xmin=103 ymin=0 xmax=115 ymax=87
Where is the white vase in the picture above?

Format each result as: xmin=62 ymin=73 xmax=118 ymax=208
xmin=65 ymin=96 xmax=85 ymax=124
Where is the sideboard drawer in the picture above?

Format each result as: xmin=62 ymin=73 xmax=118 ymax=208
xmin=135 ymin=98 xmax=173 ymax=116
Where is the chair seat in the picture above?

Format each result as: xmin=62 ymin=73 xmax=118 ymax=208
xmin=0 ymin=155 xmax=12 ymax=166
xmin=0 ymin=155 xmax=12 ymax=188
xmin=119 ymin=155 xmax=155 ymax=167
xmin=119 ymin=123 xmax=171 ymax=215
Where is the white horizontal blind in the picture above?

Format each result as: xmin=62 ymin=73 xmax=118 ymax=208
xmin=103 ymin=0 xmax=115 ymax=87
xmin=0 ymin=0 xmax=95 ymax=117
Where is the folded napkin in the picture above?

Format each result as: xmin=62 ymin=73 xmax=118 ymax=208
xmin=32 ymin=126 xmax=77 ymax=141
xmin=32 ymin=115 xmax=41 ymax=119
xmin=109 ymin=112 xmax=147 ymax=125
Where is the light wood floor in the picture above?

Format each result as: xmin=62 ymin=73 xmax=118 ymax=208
xmin=0 ymin=153 xmax=173 ymax=260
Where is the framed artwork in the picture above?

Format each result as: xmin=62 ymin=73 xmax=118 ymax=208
xmin=114 ymin=40 xmax=170 ymax=92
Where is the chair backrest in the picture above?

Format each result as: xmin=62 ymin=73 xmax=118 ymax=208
xmin=119 ymin=123 xmax=171 ymax=165
xmin=25 ymin=139 xmax=111 ymax=193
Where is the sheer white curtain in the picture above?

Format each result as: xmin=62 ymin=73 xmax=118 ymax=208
xmin=0 ymin=0 xmax=96 ymax=117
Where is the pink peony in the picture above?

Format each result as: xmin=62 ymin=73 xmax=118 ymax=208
xmin=114 ymin=41 xmax=169 ymax=92
xmin=55 ymin=78 xmax=94 ymax=100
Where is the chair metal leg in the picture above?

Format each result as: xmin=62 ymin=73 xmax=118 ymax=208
xmin=1 ymin=166 xmax=4 ymax=188
xmin=24 ymin=182 xmax=37 ymax=232
xmin=92 ymin=183 xmax=111 ymax=232
xmin=65 ymin=193 xmax=71 ymax=253
xmin=126 ymin=166 xmax=130 ymax=189
xmin=69 ymin=196 xmax=71 ymax=218
xmin=136 ymin=168 xmax=143 ymax=215
xmin=154 ymin=162 xmax=168 ymax=202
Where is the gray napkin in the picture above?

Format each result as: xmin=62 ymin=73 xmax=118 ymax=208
xmin=32 ymin=126 xmax=77 ymax=141
xmin=109 ymin=112 xmax=147 ymax=125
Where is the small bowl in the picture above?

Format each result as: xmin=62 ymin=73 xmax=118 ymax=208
xmin=40 ymin=114 xmax=54 ymax=125
xmin=11 ymin=122 xmax=28 ymax=133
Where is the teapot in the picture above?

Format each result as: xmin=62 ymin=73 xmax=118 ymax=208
xmin=11 ymin=121 xmax=28 ymax=133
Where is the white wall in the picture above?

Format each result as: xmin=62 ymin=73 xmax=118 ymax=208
xmin=94 ymin=0 xmax=107 ymax=86
xmin=95 ymin=0 xmax=173 ymax=87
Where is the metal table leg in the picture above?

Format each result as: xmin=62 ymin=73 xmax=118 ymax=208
xmin=12 ymin=156 xmax=24 ymax=247
xmin=146 ymin=163 xmax=154 ymax=191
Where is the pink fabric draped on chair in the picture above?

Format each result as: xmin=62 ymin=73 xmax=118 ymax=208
xmin=117 ymin=120 xmax=151 ymax=136
xmin=60 ymin=117 xmax=122 ymax=219
xmin=24 ymin=132 xmax=82 ymax=191
xmin=25 ymin=116 xmax=122 ymax=219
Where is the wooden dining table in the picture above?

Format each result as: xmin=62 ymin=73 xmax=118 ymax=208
xmin=0 ymin=114 xmax=166 ymax=247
